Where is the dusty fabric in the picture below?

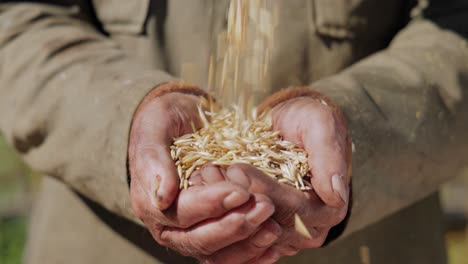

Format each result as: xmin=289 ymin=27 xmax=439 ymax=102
xmin=0 ymin=0 xmax=467 ymax=263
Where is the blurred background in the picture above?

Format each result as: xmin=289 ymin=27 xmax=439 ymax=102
xmin=0 ymin=132 xmax=467 ymax=264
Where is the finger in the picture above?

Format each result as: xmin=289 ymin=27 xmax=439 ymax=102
xmin=226 ymin=164 xmax=346 ymax=227
xmin=302 ymin=107 xmax=349 ymax=209
xmin=226 ymin=164 xmax=303 ymax=224
xmin=271 ymin=98 xmax=350 ymax=209
xmin=199 ymin=164 xmax=226 ymax=184
xmin=247 ymin=248 xmax=281 ymax=264
xmin=208 ymin=219 xmax=282 ymax=264
xmin=301 ymin=191 xmax=348 ymax=228
xmin=277 ymin=224 xmax=329 ymax=249
xmin=189 ymin=170 xmax=205 ymax=186
xmin=272 ymin=245 xmax=298 ymax=257
xmin=130 ymin=107 xmax=179 ymax=210
xmin=160 ymin=194 xmax=275 ymax=256
xmin=187 ymin=165 xmax=226 ymax=187
xmin=138 ymin=144 xmax=180 ymax=210
xmin=155 ymin=182 xmax=251 ymax=228
xmin=130 ymin=94 xmax=203 ymax=210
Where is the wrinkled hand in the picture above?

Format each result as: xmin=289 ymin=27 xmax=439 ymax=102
xmin=192 ymin=96 xmax=352 ymax=259
xmin=224 ymin=164 xmax=349 ymax=257
xmin=267 ymin=96 xmax=351 ymax=255
xmin=271 ymin=96 xmax=352 ymax=209
xmin=128 ymin=92 xmax=278 ymax=262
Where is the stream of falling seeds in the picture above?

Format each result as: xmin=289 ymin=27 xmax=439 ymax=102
xmin=173 ymin=0 xmax=313 ymax=239
xmin=209 ymin=0 xmax=277 ymax=119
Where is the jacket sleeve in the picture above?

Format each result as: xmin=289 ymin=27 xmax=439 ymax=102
xmin=0 ymin=2 xmax=176 ymax=222
xmin=310 ymin=0 xmax=468 ymax=238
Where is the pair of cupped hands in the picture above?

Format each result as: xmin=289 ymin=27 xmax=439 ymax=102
xmin=128 ymin=87 xmax=351 ymax=264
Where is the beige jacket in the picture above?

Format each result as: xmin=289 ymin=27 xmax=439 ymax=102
xmin=0 ymin=0 xmax=467 ymax=263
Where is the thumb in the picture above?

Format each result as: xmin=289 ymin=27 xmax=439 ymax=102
xmin=303 ymin=118 xmax=350 ymax=209
xmin=129 ymin=100 xmax=182 ymax=211
xmin=143 ymin=144 xmax=180 ymax=211
xmin=271 ymin=97 xmax=350 ymax=209
xmin=130 ymin=131 xmax=181 ymax=210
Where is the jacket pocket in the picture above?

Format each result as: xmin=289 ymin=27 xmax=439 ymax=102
xmin=92 ymin=0 xmax=150 ymax=35
xmin=312 ymin=0 xmax=357 ymax=39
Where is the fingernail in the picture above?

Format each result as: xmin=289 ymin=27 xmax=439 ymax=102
xmin=332 ymin=175 xmax=348 ymax=204
xmin=223 ymin=191 xmax=248 ymax=209
xmin=246 ymin=201 xmax=274 ymax=226
xmin=252 ymin=228 xmax=280 ymax=248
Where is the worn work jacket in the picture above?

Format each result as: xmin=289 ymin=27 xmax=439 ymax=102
xmin=1 ymin=1 xmax=468 ymax=263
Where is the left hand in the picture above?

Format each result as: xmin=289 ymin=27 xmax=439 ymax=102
xmin=270 ymin=96 xmax=352 ymax=209
xmin=192 ymin=96 xmax=352 ymax=259
xmin=267 ymin=95 xmax=352 ymax=255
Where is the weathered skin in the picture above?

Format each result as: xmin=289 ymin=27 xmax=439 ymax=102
xmin=0 ymin=0 xmax=467 ymax=263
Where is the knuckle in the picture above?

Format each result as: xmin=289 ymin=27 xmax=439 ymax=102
xmin=158 ymin=228 xmax=171 ymax=244
xmin=192 ymin=240 xmax=215 ymax=256
xmin=153 ymin=227 xmax=170 ymax=247
xmin=203 ymin=198 xmax=225 ymax=217
xmin=229 ymin=215 xmax=252 ymax=240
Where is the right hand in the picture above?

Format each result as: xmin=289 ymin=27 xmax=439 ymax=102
xmin=128 ymin=91 xmax=279 ymax=262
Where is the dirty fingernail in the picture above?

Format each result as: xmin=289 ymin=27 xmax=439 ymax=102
xmin=332 ymin=175 xmax=348 ymax=204
xmin=223 ymin=191 xmax=249 ymax=209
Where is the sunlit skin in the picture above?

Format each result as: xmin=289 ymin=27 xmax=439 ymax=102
xmin=192 ymin=97 xmax=351 ymax=259
xmin=128 ymin=92 xmax=351 ymax=263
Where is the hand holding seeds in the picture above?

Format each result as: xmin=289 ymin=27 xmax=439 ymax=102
xmin=128 ymin=92 xmax=274 ymax=260
xmin=256 ymin=95 xmax=351 ymax=255
xmin=270 ymin=96 xmax=352 ymax=209
xmin=189 ymin=95 xmax=352 ymax=260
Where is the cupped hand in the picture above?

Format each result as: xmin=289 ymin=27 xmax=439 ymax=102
xmin=271 ymin=96 xmax=352 ymax=209
xmin=268 ymin=95 xmax=351 ymax=255
xmin=192 ymin=95 xmax=352 ymax=260
xmin=128 ymin=91 xmax=277 ymax=261
xmin=224 ymin=164 xmax=349 ymax=257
